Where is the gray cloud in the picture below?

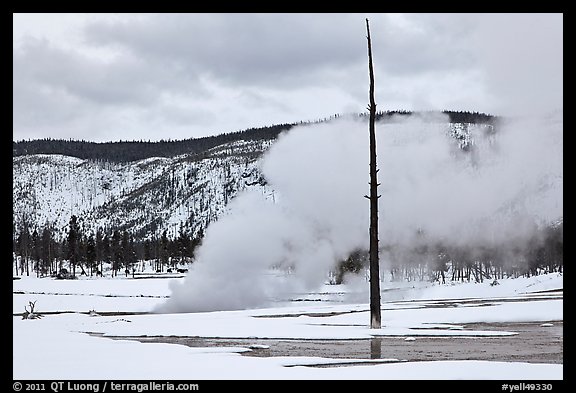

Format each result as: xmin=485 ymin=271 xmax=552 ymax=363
xmin=13 ymin=36 xmax=207 ymax=106
xmin=81 ymin=13 xmax=478 ymax=89
xmin=471 ymin=13 xmax=563 ymax=116
xmin=83 ymin=13 xmax=366 ymax=89
xmin=373 ymin=13 xmax=476 ymax=76
xmin=13 ymin=13 xmax=563 ymax=142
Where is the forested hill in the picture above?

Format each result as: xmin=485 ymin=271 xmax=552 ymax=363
xmin=12 ymin=123 xmax=295 ymax=163
xmin=12 ymin=110 xmax=497 ymax=163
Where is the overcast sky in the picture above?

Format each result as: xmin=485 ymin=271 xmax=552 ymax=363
xmin=13 ymin=13 xmax=563 ymax=142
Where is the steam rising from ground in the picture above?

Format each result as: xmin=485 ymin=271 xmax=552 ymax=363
xmin=157 ymin=113 xmax=562 ymax=313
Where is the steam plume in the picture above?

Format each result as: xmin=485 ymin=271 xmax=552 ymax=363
xmin=157 ymin=112 xmax=562 ymax=313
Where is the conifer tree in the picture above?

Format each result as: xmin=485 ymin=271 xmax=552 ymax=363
xmin=67 ymin=215 xmax=81 ymax=277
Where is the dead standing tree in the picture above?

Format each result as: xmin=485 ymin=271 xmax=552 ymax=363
xmin=365 ymin=18 xmax=381 ymax=329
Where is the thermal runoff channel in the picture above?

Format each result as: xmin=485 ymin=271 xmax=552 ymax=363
xmin=157 ymin=113 xmax=562 ymax=313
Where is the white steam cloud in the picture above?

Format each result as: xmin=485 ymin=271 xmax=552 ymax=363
xmin=157 ymin=112 xmax=562 ymax=313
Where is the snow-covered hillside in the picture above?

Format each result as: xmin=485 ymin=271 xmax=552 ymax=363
xmin=13 ymin=139 xmax=274 ymax=240
xmin=13 ymin=122 xmax=498 ymax=241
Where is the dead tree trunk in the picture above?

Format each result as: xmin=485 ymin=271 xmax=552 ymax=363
xmin=365 ymin=18 xmax=381 ymax=329
xmin=22 ymin=300 xmax=42 ymax=320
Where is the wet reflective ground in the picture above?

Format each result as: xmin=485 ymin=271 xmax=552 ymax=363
xmin=109 ymin=320 xmax=562 ymax=365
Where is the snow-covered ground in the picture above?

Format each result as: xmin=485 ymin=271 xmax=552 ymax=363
xmin=13 ymin=272 xmax=563 ymax=380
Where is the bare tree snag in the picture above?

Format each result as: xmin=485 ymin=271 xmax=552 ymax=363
xmin=366 ymin=18 xmax=381 ymax=329
xmin=22 ymin=300 xmax=43 ymax=320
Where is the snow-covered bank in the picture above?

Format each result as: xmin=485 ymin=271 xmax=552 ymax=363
xmin=13 ymin=318 xmax=562 ymax=380
xmin=13 ymin=314 xmax=562 ymax=380
xmin=13 ymin=275 xmax=175 ymax=314
xmin=13 ymin=273 xmax=563 ymax=379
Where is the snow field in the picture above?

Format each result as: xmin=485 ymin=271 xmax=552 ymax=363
xmin=13 ymin=272 xmax=562 ymax=379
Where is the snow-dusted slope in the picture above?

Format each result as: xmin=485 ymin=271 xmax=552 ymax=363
xmin=12 ymin=120 xmax=533 ymax=241
xmin=13 ymin=139 xmax=273 ymax=240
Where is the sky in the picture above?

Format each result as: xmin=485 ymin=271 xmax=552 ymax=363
xmin=13 ymin=13 xmax=563 ymax=142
